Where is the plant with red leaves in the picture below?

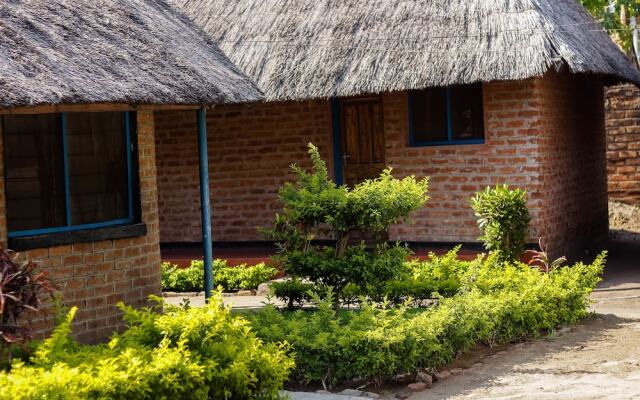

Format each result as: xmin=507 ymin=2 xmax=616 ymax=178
xmin=0 ymin=249 xmax=58 ymax=365
xmin=525 ymin=238 xmax=567 ymax=273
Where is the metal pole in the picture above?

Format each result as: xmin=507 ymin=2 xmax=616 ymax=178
xmin=197 ymin=107 xmax=214 ymax=300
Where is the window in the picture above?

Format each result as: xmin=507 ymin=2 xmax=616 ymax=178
xmin=408 ymin=84 xmax=485 ymax=146
xmin=2 ymin=112 xmax=137 ymax=238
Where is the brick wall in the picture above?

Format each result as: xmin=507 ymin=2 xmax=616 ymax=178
xmin=155 ymin=101 xmax=333 ymax=242
xmin=387 ymin=73 xmax=608 ymax=258
xmin=606 ymin=84 xmax=640 ymax=205
xmin=0 ymin=110 xmax=162 ymax=343
xmin=385 ymin=81 xmax=544 ymax=243
xmin=532 ymin=73 xmax=608 ymax=258
xmin=155 ymin=73 xmax=608 ymax=259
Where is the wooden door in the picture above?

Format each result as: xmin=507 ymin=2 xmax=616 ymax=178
xmin=341 ymin=97 xmax=385 ymax=187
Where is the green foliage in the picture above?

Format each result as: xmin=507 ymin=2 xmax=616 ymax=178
xmin=271 ymin=248 xmax=468 ymax=308
xmin=283 ymin=243 xmax=410 ymax=299
xmin=212 ymin=261 xmax=278 ymax=292
xmin=0 ymin=293 xmax=293 ymax=400
xmin=161 ymin=260 xmax=206 ymax=292
xmin=579 ymin=0 xmax=640 ymax=52
xmin=266 ymin=144 xmax=428 ymax=303
xmin=471 ymin=184 xmax=531 ymax=263
xmin=334 ymin=168 xmax=431 ymax=234
xmin=248 ymin=253 xmax=604 ymax=386
xmin=270 ymin=278 xmax=316 ymax=309
xmin=161 ymin=260 xmax=277 ymax=292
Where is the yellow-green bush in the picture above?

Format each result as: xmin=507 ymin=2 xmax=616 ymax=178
xmin=161 ymin=259 xmax=277 ymax=292
xmin=249 ymin=253 xmax=605 ymax=385
xmin=0 ymin=293 xmax=293 ymax=400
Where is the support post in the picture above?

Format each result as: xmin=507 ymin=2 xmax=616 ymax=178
xmin=330 ymin=98 xmax=344 ymax=186
xmin=197 ymin=107 xmax=214 ymax=300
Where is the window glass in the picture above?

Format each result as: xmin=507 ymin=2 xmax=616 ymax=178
xmin=3 ymin=114 xmax=66 ymax=231
xmin=2 ymin=112 xmax=135 ymax=236
xmin=409 ymin=84 xmax=484 ymax=145
xmin=409 ymin=87 xmax=448 ymax=143
xmin=450 ymin=85 xmax=484 ymax=141
xmin=66 ymin=112 xmax=129 ymax=225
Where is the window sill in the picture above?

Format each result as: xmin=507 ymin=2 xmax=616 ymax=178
xmin=9 ymin=223 xmax=147 ymax=251
xmin=409 ymin=140 xmax=485 ymax=147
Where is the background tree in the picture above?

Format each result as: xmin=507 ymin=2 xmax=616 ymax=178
xmin=579 ymin=0 xmax=640 ymax=55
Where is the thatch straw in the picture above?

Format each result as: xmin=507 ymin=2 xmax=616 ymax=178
xmin=0 ymin=0 xmax=262 ymax=109
xmin=174 ymin=0 xmax=640 ymax=101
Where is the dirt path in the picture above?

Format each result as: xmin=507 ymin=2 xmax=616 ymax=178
xmin=411 ymin=297 xmax=640 ymax=399
xmin=411 ymin=238 xmax=640 ymax=400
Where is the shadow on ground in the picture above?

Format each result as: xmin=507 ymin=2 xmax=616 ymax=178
xmin=598 ymin=238 xmax=640 ymax=289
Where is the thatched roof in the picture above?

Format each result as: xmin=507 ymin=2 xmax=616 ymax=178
xmin=174 ymin=0 xmax=640 ymax=102
xmin=0 ymin=0 xmax=262 ymax=109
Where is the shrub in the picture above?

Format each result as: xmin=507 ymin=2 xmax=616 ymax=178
xmin=270 ymin=278 xmax=316 ymax=309
xmin=0 ymin=293 xmax=293 ymax=400
xmin=161 ymin=260 xmax=207 ymax=292
xmin=211 ymin=261 xmax=277 ymax=292
xmin=0 ymin=250 xmax=57 ymax=366
xmin=248 ymin=253 xmax=605 ymax=386
xmin=271 ymin=248 xmax=467 ymax=308
xmin=283 ymin=243 xmax=410 ymax=302
xmin=161 ymin=260 xmax=277 ymax=292
xmin=265 ymin=144 xmax=428 ymax=303
xmin=471 ymin=184 xmax=531 ymax=262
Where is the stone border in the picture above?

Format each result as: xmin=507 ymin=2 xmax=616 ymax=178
xmin=162 ymin=290 xmax=257 ymax=298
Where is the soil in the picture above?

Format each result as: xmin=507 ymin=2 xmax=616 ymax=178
xmin=609 ymin=201 xmax=640 ymax=241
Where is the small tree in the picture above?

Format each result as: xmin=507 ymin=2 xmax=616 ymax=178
xmin=265 ymin=144 xmax=429 ymax=304
xmin=471 ymin=184 xmax=531 ymax=263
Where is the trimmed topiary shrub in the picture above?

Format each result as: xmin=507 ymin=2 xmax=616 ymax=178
xmin=471 ymin=184 xmax=531 ymax=262
xmin=264 ymin=144 xmax=429 ymax=305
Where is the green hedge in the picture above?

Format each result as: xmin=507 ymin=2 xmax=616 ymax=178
xmin=0 ymin=294 xmax=293 ymax=400
xmin=249 ymin=253 xmax=605 ymax=385
xmin=271 ymin=248 xmax=467 ymax=308
xmin=161 ymin=259 xmax=277 ymax=292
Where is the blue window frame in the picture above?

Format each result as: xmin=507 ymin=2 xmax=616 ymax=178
xmin=3 ymin=112 xmax=137 ymax=239
xmin=408 ymin=84 xmax=485 ymax=146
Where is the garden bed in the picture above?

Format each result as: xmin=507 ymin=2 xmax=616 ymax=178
xmin=245 ymin=251 xmax=605 ymax=388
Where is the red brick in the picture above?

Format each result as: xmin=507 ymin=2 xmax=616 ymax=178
xmin=49 ymin=245 xmax=73 ymax=256
xmin=63 ymin=255 xmax=83 ymax=267
xmin=605 ymin=84 xmax=640 ymax=205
